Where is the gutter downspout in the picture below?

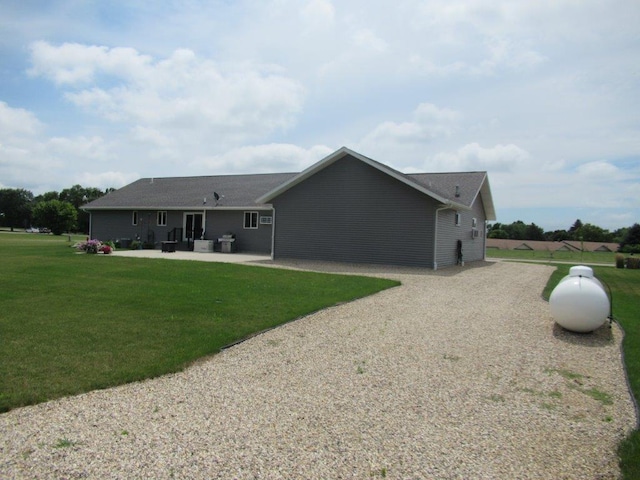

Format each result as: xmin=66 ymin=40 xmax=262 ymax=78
xmin=202 ymin=207 xmax=207 ymax=239
xmin=433 ymin=203 xmax=451 ymax=271
xmin=270 ymin=207 xmax=276 ymax=261
xmin=483 ymin=220 xmax=487 ymax=261
xmin=82 ymin=209 xmax=92 ymax=239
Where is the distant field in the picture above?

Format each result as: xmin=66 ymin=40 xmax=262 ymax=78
xmin=486 ymin=248 xmax=617 ymax=265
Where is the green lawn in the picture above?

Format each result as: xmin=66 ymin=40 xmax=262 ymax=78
xmin=2 ymin=234 xmax=637 ymax=476
xmin=542 ymin=264 xmax=640 ymax=480
xmin=0 ymin=233 xmax=399 ymax=412
xmin=487 ymin=247 xmax=617 ymax=265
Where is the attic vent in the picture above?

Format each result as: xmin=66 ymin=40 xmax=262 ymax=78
xmin=455 ymin=185 xmax=460 ymax=197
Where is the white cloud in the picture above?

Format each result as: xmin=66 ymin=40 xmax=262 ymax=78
xmin=0 ymin=102 xmax=43 ymax=137
xmin=190 ymin=143 xmax=333 ymax=174
xmin=30 ymin=43 xmax=306 ymax=145
xmin=28 ymin=41 xmax=152 ymax=85
xmin=73 ymin=171 xmax=140 ymax=190
xmin=361 ymin=103 xmax=461 ymax=148
xmin=130 ymin=126 xmax=173 ymax=148
xmin=576 ymin=161 xmax=620 ymax=179
xmin=300 ymin=0 xmax=335 ymax=28
xmin=414 ymin=103 xmax=461 ymax=124
xmin=430 ymin=143 xmax=530 ymax=171
xmin=352 ymin=29 xmax=389 ymax=53
xmin=47 ymin=136 xmax=111 ymax=162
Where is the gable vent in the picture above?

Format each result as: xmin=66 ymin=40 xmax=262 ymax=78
xmin=455 ymin=185 xmax=460 ymax=197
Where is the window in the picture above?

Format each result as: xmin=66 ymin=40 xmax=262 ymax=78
xmin=455 ymin=211 xmax=461 ymax=226
xmin=244 ymin=211 xmax=258 ymax=229
xmin=472 ymin=218 xmax=477 ymax=228
xmin=132 ymin=211 xmax=138 ymax=226
xmin=157 ymin=211 xmax=167 ymax=226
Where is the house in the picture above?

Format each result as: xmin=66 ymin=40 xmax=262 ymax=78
xmin=83 ymin=147 xmax=496 ymax=269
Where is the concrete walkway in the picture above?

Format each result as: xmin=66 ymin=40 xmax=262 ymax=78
xmin=112 ymin=249 xmax=271 ymax=264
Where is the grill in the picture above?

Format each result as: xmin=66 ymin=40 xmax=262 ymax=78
xmin=218 ymin=234 xmax=236 ymax=253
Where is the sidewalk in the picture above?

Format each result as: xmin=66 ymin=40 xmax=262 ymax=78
xmin=112 ymin=248 xmax=271 ymax=264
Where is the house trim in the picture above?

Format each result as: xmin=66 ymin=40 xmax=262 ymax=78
xmin=84 ymin=206 xmax=273 ymax=212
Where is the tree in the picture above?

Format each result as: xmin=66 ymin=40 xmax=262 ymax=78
xmin=613 ymin=227 xmax=628 ymax=244
xmin=35 ymin=191 xmax=60 ymax=202
xmin=568 ymin=219 xmax=584 ymax=240
xmin=32 ymin=200 xmax=77 ymax=235
xmin=488 ymin=227 xmax=509 ymax=239
xmin=60 ymin=185 xmax=105 ymax=233
xmin=545 ymin=229 xmax=569 ymax=242
xmin=504 ymin=220 xmax=527 ymax=240
xmin=488 ymin=221 xmax=546 ymax=240
xmin=0 ymin=188 xmax=34 ymax=231
xmin=578 ymin=223 xmax=614 ymax=242
xmin=619 ymin=223 xmax=640 ymax=253
xmin=525 ymin=223 xmax=545 ymax=241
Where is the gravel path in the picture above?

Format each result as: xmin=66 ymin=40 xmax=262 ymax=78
xmin=0 ymin=261 xmax=635 ymax=479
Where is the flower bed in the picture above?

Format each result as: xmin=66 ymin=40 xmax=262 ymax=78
xmin=74 ymin=239 xmax=114 ymax=254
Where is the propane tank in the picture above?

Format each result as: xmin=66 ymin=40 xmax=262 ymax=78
xmin=549 ymin=265 xmax=610 ymax=333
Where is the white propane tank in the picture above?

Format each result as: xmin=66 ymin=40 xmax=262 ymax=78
xmin=549 ymin=265 xmax=610 ymax=333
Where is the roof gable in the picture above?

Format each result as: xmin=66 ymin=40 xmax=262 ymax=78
xmin=256 ymin=147 xmax=495 ymax=219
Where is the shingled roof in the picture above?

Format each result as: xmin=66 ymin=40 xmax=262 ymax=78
xmin=83 ymin=147 xmax=496 ymax=220
xmin=407 ymin=172 xmax=492 ymax=214
xmin=83 ymin=172 xmax=297 ymax=210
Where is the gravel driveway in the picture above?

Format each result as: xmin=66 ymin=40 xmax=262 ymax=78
xmin=0 ymin=261 xmax=635 ymax=479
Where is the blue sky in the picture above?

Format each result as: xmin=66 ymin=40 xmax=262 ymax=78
xmin=1 ymin=0 xmax=638 ymax=232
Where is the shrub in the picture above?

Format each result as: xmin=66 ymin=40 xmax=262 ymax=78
xmin=74 ymin=239 xmax=113 ymax=254
xmin=627 ymin=257 xmax=640 ymax=269
xmin=620 ymin=244 xmax=640 ymax=254
xmin=616 ymin=254 xmax=625 ymax=269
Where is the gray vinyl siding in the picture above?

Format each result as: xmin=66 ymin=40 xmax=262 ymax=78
xmin=90 ymin=210 xmax=177 ymax=243
xmin=434 ymin=196 xmax=487 ymax=269
xmin=91 ymin=209 xmax=272 ymax=252
xmin=204 ymin=210 xmax=272 ymax=253
xmin=271 ymin=155 xmax=438 ymax=267
xmin=465 ymin=195 xmax=487 ymax=262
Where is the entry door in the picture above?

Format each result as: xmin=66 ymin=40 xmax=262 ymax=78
xmin=184 ymin=213 xmax=203 ymax=240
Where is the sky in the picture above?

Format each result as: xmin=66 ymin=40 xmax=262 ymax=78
xmin=1 ymin=0 xmax=639 ymax=232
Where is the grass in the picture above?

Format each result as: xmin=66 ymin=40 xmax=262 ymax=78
xmin=2 ymin=235 xmax=638 ymax=475
xmin=486 ymin=247 xmax=617 ymax=265
xmin=536 ymin=261 xmax=640 ymax=479
xmin=0 ymin=232 xmax=399 ymax=412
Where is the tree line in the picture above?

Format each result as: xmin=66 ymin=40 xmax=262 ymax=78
xmin=488 ymin=219 xmax=640 ymax=253
xmin=0 ymin=186 xmax=112 ymax=235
